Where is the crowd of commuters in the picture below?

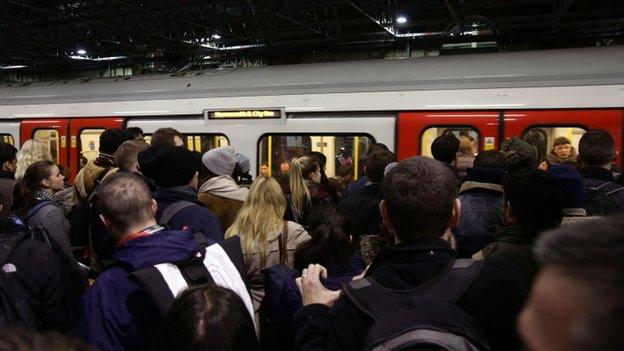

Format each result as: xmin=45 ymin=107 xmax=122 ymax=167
xmin=0 ymin=126 xmax=623 ymax=351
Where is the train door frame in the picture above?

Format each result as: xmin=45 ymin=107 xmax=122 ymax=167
xmin=396 ymin=111 xmax=500 ymax=160
xmin=69 ymin=117 xmax=125 ymax=180
xmin=502 ymin=109 xmax=624 ymax=167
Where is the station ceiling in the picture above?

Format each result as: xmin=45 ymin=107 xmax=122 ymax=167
xmin=1 ymin=0 xmax=623 ymax=74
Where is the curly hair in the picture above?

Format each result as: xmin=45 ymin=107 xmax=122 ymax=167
xmin=14 ymin=140 xmax=52 ymax=181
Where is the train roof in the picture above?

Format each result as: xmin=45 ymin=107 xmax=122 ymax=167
xmin=1 ymin=46 xmax=623 ymax=106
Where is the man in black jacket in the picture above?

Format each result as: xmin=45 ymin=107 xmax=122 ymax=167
xmin=294 ymin=156 xmax=526 ymax=351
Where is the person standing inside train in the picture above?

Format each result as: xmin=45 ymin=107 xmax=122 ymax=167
xmin=150 ymin=127 xmax=184 ymax=147
xmin=287 ymin=156 xmax=332 ymax=228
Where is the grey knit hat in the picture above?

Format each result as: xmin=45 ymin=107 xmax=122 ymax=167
xmin=202 ymin=146 xmax=236 ymax=176
xmin=235 ymin=153 xmax=251 ymax=173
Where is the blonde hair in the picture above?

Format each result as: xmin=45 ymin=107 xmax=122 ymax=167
xmin=225 ymin=177 xmax=286 ymax=265
xmin=289 ymin=156 xmax=318 ymax=216
xmin=14 ymin=140 xmax=52 ymax=181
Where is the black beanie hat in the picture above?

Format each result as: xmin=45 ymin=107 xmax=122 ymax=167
xmin=0 ymin=142 xmax=17 ymax=164
xmin=138 ymin=146 xmax=199 ymax=187
xmin=99 ymin=129 xmax=126 ymax=154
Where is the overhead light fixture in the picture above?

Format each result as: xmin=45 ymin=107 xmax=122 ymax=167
xmin=396 ymin=16 xmax=407 ymax=24
xmin=203 ymin=55 xmax=212 ymax=59
xmin=211 ymin=34 xmax=222 ymax=39
xmin=0 ymin=65 xmax=27 ymax=69
xmin=76 ymin=49 xmax=87 ymax=55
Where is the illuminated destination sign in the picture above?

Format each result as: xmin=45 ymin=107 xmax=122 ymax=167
xmin=208 ymin=110 xmax=281 ymax=119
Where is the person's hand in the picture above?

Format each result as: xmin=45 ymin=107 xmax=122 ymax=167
xmin=296 ymin=264 xmax=341 ymax=307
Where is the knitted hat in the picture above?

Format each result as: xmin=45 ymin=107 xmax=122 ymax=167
xmin=553 ymin=136 xmax=572 ymax=147
xmin=0 ymin=142 xmax=17 ymax=164
xmin=138 ymin=146 xmax=199 ymax=187
xmin=99 ymin=129 xmax=126 ymax=154
xmin=202 ymin=146 xmax=236 ymax=176
xmin=501 ymin=137 xmax=538 ymax=172
xmin=547 ymin=164 xmax=585 ymax=209
xmin=235 ymin=153 xmax=251 ymax=174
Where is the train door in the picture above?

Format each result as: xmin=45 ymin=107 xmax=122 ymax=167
xmin=396 ymin=111 xmax=500 ymax=160
xmin=20 ymin=119 xmax=70 ymax=171
xmin=69 ymin=118 xmax=125 ymax=180
xmin=503 ymin=109 xmax=624 ymax=166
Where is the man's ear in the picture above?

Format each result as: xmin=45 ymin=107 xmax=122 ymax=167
xmin=150 ymin=199 xmax=158 ymax=216
xmin=380 ymin=199 xmax=391 ymax=229
xmin=450 ymin=198 xmax=461 ymax=228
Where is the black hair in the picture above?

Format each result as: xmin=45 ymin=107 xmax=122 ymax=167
xmin=155 ymin=285 xmax=258 ymax=351
xmin=12 ymin=160 xmax=56 ymax=216
xmin=536 ymin=216 xmax=624 ymax=350
xmin=294 ymin=204 xmax=356 ymax=272
xmin=125 ymin=127 xmax=144 ymax=140
xmin=474 ymin=150 xmax=507 ymax=170
xmin=579 ymin=129 xmax=615 ymax=167
xmin=431 ymin=135 xmax=460 ymax=164
xmin=503 ymin=168 xmax=562 ymax=230
xmin=366 ymin=143 xmax=389 ymax=158
xmin=382 ymin=157 xmax=457 ymax=242
xmin=0 ymin=142 xmax=17 ymax=165
xmin=523 ymin=129 xmax=548 ymax=163
xmin=365 ymin=150 xmax=396 ymax=183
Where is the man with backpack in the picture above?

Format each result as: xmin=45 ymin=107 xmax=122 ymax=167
xmin=138 ymin=145 xmax=223 ymax=242
xmin=577 ymin=129 xmax=624 ymax=214
xmin=0 ymin=194 xmax=73 ymax=332
xmin=294 ymin=157 xmax=526 ymax=351
xmin=76 ymin=172 xmax=252 ymax=351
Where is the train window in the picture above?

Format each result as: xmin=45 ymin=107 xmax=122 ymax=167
xmin=421 ymin=127 xmax=479 ymax=158
xmin=79 ymin=129 xmax=105 ymax=169
xmin=33 ymin=129 xmax=60 ymax=164
xmin=257 ymin=134 xmax=374 ymax=179
xmin=1 ymin=134 xmax=15 ymax=145
xmin=522 ymin=126 xmax=587 ymax=163
xmin=144 ymin=133 xmax=228 ymax=153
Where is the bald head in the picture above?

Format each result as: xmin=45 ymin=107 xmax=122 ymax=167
xmin=98 ymin=172 xmax=156 ymax=239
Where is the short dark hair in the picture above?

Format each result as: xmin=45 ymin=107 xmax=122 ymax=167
xmin=536 ymin=216 xmax=624 ymax=350
xmin=151 ymin=128 xmax=183 ymax=147
xmin=579 ymin=129 xmax=615 ymax=167
xmin=503 ymin=169 xmax=562 ymax=229
xmin=431 ymin=135 xmax=460 ymax=164
xmin=155 ymin=285 xmax=258 ymax=351
xmin=382 ymin=157 xmax=457 ymax=242
xmin=97 ymin=172 xmax=153 ymax=238
xmin=474 ymin=150 xmax=507 ymax=170
xmin=366 ymin=143 xmax=389 ymax=157
xmin=0 ymin=329 xmax=96 ymax=351
xmin=0 ymin=142 xmax=17 ymax=164
xmin=365 ymin=150 xmax=396 ymax=183
xmin=125 ymin=127 xmax=144 ymax=140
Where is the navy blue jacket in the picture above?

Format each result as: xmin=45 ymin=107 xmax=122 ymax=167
xmin=154 ymin=186 xmax=224 ymax=242
xmin=76 ymin=229 xmax=203 ymax=351
xmin=339 ymin=183 xmax=383 ymax=237
xmin=341 ymin=175 xmax=367 ymax=200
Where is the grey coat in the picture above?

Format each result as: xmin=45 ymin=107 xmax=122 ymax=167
xmin=27 ymin=202 xmax=75 ymax=266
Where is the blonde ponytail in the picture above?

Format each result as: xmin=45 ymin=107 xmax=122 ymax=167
xmin=289 ymin=156 xmax=318 ymax=215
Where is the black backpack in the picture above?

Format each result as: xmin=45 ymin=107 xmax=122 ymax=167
xmin=0 ymin=220 xmax=37 ymax=330
xmin=584 ymin=181 xmax=624 ymax=216
xmin=343 ymin=259 xmax=490 ymax=351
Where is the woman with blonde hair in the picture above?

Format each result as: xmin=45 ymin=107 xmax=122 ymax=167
xmin=288 ymin=155 xmax=332 ymax=226
xmin=14 ymin=140 xmax=52 ymax=181
xmin=225 ymin=176 xmax=309 ymax=314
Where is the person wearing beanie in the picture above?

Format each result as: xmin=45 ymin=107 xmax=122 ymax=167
xmin=198 ymin=146 xmax=249 ymax=231
xmin=431 ymin=134 xmax=462 ymax=189
xmin=501 ymin=137 xmax=539 ymax=172
xmin=547 ymin=136 xmax=578 ymax=166
xmin=233 ymin=152 xmax=253 ymax=185
xmin=0 ymin=142 xmax=17 ymax=217
xmin=455 ymin=150 xmax=507 ymax=258
xmin=547 ymin=164 xmax=593 ymax=225
xmin=72 ymin=129 xmax=127 ymax=205
xmin=138 ymin=146 xmax=223 ymax=242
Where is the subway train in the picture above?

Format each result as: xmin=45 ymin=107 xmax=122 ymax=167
xmin=1 ymin=46 xmax=623 ymax=180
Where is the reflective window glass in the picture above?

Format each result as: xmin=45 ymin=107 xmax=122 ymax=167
xmin=0 ymin=134 xmax=15 ymax=145
xmin=33 ymin=129 xmax=60 ymax=163
xmin=522 ymin=126 xmax=587 ymax=163
xmin=79 ymin=128 xmax=104 ymax=169
xmin=144 ymin=133 xmax=228 ymax=154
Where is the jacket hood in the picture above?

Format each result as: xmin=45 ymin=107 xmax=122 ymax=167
xmin=495 ymin=224 xmax=540 ymax=246
xmin=198 ymin=175 xmax=248 ymax=202
xmin=154 ymin=186 xmax=199 ymax=218
xmin=114 ymin=230 xmax=199 ymax=271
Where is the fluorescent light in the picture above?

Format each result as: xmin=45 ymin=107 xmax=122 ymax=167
xmin=113 ymin=110 xmax=172 ymax=115
xmin=15 ymin=113 xmax=56 ymax=117
xmin=203 ymin=55 xmax=212 ymax=59
xmin=77 ymin=49 xmax=87 ymax=55
xmin=91 ymin=56 xmax=127 ymax=61
xmin=70 ymin=55 xmax=90 ymax=60
xmin=396 ymin=16 xmax=407 ymax=24
xmin=0 ymin=65 xmax=27 ymax=69
xmin=211 ymin=34 xmax=222 ymax=39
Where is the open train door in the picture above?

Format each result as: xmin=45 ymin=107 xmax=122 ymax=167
xmin=396 ymin=111 xmax=501 ymax=160
xmin=69 ymin=118 xmax=125 ymax=180
xmin=503 ymin=109 xmax=624 ymax=167
xmin=20 ymin=119 xmax=70 ymax=173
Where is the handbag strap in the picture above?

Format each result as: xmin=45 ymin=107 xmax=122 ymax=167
xmin=278 ymin=221 xmax=289 ymax=264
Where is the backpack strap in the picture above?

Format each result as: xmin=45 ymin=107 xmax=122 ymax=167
xmin=278 ymin=221 xmax=288 ymax=264
xmin=592 ymin=181 xmax=624 ymax=196
xmin=160 ymin=200 xmax=198 ymax=226
xmin=0 ymin=232 xmax=26 ymax=266
xmin=344 ymin=259 xmax=484 ymax=320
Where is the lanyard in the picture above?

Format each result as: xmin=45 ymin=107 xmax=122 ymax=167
xmin=116 ymin=225 xmax=164 ymax=248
